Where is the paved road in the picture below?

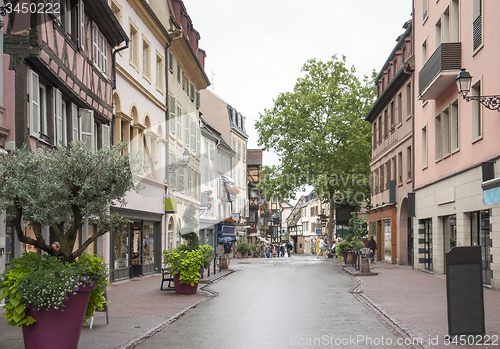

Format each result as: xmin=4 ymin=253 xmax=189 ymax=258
xmin=136 ymin=256 xmax=404 ymax=349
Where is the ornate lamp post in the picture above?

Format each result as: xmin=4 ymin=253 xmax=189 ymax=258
xmin=456 ymin=69 xmax=500 ymax=112
xmin=168 ymin=149 xmax=190 ymax=173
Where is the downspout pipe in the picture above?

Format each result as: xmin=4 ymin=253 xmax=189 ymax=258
xmin=112 ymin=39 xmax=130 ymax=90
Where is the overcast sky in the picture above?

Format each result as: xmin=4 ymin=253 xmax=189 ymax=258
xmin=185 ymin=0 xmax=412 ymax=200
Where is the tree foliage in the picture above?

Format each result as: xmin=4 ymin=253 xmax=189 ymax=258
xmin=0 ymin=141 xmax=137 ymax=262
xmin=255 ymin=55 xmax=376 ymax=243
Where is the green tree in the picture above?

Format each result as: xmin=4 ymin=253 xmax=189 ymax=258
xmin=255 ymin=55 xmax=376 ymax=245
xmin=0 ymin=142 xmax=137 ymax=262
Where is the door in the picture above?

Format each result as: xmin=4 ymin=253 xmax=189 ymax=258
xmin=131 ymin=221 xmax=142 ymax=278
xmin=471 ymin=210 xmax=492 ymax=285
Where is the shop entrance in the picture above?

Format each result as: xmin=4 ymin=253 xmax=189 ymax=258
xmin=470 ymin=210 xmax=492 ymax=286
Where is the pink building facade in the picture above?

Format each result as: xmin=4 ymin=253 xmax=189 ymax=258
xmin=414 ymin=0 xmax=500 ymax=288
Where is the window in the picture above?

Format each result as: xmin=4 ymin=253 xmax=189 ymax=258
xmin=92 ymin=24 xmax=108 ymax=75
xmin=471 ymin=80 xmax=482 ymax=141
xmin=190 ymin=119 xmax=195 ymax=152
xmin=80 ymin=109 xmax=94 ymax=150
xmin=451 ymin=99 xmax=459 ymax=152
xmin=422 ymin=126 xmax=428 ymax=169
xmin=442 ymin=107 xmax=450 ymax=158
xmin=129 ymin=21 xmax=139 ymax=70
xmin=178 ymin=163 xmax=185 ymax=194
xmin=176 ymin=63 xmax=181 ymax=84
xmin=383 ymin=109 xmax=388 ymax=137
xmin=472 ymin=0 xmax=483 ymax=52
xmin=71 ymin=103 xmax=79 ymax=142
xmin=450 ymin=0 xmax=459 ymax=42
xmin=422 ymin=0 xmax=428 ymax=22
xmin=389 ymin=101 xmax=394 ymax=130
xmin=398 ymin=152 xmax=403 ymax=185
xmin=406 ymin=82 xmax=412 ymax=118
xmin=377 ymin=115 xmax=382 ymax=143
xmin=53 ymin=88 xmax=64 ymax=145
xmin=397 ymin=93 xmax=402 ymax=125
xmin=435 ymin=113 xmax=442 ymax=161
xmin=168 ymin=50 xmax=173 ymax=73
xmin=386 ymin=160 xmax=391 ymax=189
xmin=237 ymin=141 xmax=241 ymax=160
xmin=156 ymin=52 xmax=164 ymax=91
xmin=209 ymin=142 xmax=215 ymax=160
xmin=379 ymin=164 xmax=384 ymax=192
xmin=168 ymin=152 xmax=177 ymax=191
xmin=142 ymin=37 xmax=151 ymax=81
xmin=110 ymin=0 xmax=122 ymax=26
xmin=435 ymin=17 xmax=442 ymax=49
xmin=407 ymin=146 xmax=412 ymax=181
xmin=421 ymin=39 xmax=427 ymax=66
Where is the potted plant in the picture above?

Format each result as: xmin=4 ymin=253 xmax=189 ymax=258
xmin=163 ymin=246 xmax=204 ymax=294
xmin=0 ymin=142 xmax=136 ymax=349
xmin=236 ymin=240 xmax=249 ymax=258
xmin=221 ymin=217 xmax=236 ymax=224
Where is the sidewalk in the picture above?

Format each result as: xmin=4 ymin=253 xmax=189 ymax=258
xmin=0 ymin=265 xmax=233 ymax=349
xmin=342 ymin=261 xmax=500 ymax=349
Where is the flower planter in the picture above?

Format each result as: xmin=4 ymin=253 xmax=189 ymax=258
xmin=173 ymin=273 xmax=199 ymax=294
xmin=22 ymin=283 xmax=95 ymax=349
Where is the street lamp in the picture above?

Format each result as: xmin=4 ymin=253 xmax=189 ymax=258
xmin=168 ymin=149 xmax=190 ymax=173
xmin=456 ymin=68 xmax=500 ymax=112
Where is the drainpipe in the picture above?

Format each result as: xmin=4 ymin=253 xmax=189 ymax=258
xmin=111 ymin=39 xmax=130 ymax=90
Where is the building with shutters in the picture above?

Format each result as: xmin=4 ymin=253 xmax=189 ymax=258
xmin=109 ymin=0 xmax=171 ymax=280
xmin=149 ymin=0 xmax=210 ymax=250
xmin=199 ymin=89 xmax=249 ymax=240
xmin=413 ymin=0 xmax=500 ymax=288
xmin=366 ymin=19 xmax=414 ymax=266
xmin=2 ymin=0 xmax=127 ymax=266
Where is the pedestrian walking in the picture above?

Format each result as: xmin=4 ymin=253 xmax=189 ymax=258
xmin=285 ymin=240 xmax=293 ymax=257
xmin=279 ymin=244 xmax=285 ymax=257
xmin=317 ymin=236 xmax=328 ymax=258
xmin=367 ymin=236 xmax=377 ymax=263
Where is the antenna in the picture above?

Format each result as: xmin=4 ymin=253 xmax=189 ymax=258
xmin=207 ymin=66 xmax=217 ymax=92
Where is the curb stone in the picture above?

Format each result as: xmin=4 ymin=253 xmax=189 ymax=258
xmin=341 ymin=266 xmax=434 ymax=349
xmin=119 ymin=269 xmax=234 ymax=349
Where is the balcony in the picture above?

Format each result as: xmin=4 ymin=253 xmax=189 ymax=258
xmin=418 ymin=43 xmax=461 ymax=100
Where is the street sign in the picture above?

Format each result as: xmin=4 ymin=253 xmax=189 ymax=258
xmin=315 ymin=229 xmax=321 ymax=234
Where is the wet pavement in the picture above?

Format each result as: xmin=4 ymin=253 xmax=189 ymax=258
xmin=0 ymin=254 xmax=499 ymax=348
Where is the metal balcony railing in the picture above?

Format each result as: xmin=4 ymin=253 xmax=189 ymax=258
xmin=418 ymin=43 xmax=461 ymax=97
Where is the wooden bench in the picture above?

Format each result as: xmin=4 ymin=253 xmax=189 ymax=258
xmin=160 ymin=268 xmax=174 ymax=290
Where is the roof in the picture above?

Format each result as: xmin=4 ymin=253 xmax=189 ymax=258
xmin=247 ymin=149 xmax=263 ymax=166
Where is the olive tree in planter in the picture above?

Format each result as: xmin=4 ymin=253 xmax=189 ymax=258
xmin=0 ymin=142 xmax=137 ymax=349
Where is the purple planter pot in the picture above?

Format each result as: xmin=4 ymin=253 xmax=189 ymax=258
xmin=22 ymin=283 xmax=95 ymax=349
xmin=173 ymin=273 xmax=199 ymax=294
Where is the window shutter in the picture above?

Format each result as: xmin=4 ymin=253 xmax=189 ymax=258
xmin=177 ymin=106 xmax=182 ymax=139
xmin=190 ymin=119 xmax=195 ymax=152
xmin=78 ymin=0 xmax=85 ymax=51
xmin=53 ymin=88 xmax=63 ymax=144
xmin=195 ymin=91 xmax=200 ymax=108
xmin=196 ymin=124 xmax=201 ymax=157
xmin=102 ymin=124 xmax=110 ymax=146
xmin=169 ymin=95 xmax=175 ymax=133
xmin=190 ymin=83 xmax=195 ymax=101
xmin=79 ymin=109 xmax=94 ymax=150
xmin=184 ymin=113 xmax=190 ymax=147
xmin=72 ymin=103 xmax=79 ymax=142
xmin=29 ymin=70 xmax=40 ymax=137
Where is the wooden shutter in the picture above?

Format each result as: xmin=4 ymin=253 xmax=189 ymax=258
xmin=53 ymin=88 xmax=63 ymax=144
xmin=71 ymin=103 xmax=79 ymax=142
xmin=190 ymin=119 xmax=195 ymax=152
xmin=29 ymin=70 xmax=40 ymax=137
xmin=79 ymin=109 xmax=94 ymax=150
xmin=168 ymin=95 xmax=175 ymax=133
xmin=78 ymin=0 xmax=85 ymax=51
xmin=102 ymin=124 xmax=110 ymax=147
xmin=184 ymin=113 xmax=190 ymax=147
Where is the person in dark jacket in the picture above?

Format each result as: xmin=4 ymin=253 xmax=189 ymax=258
xmin=367 ymin=236 xmax=377 ymax=263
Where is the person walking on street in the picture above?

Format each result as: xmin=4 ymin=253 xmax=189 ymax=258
xmin=285 ymin=240 xmax=293 ymax=257
xmin=317 ymin=236 xmax=328 ymax=258
xmin=367 ymin=236 xmax=377 ymax=263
